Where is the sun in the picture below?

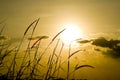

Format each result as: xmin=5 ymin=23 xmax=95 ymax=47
xmin=61 ymin=23 xmax=83 ymax=44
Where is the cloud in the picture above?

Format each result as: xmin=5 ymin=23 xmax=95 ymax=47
xmin=103 ymin=49 xmax=120 ymax=58
xmin=91 ymin=37 xmax=120 ymax=58
xmin=92 ymin=37 xmax=120 ymax=48
xmin=76 ymin=39 xmax=91 ymax=44
xmin=77 ymin=37 xmax=120 ymax=58
xmin=92 ymin=37 xmax=110 ymax=47
xmin=94 ymin=48 xmax=101 ymax=51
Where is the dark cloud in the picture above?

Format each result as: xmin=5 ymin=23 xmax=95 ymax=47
xmin=103 ymin=49 xmax=120 ymax=58
xmin=92 ymin=37 xmax=120 ymax=58
xmin=76 ymin=39 xmax=91 ymax=44
xmin=92 ymin=37 xmax=110 ymax=47
xmin=77 ymin=37 xmax=120 ymax=58
xmin=92 ymin=37 xmax=120 ymax=48
xmin=94 ymin=48 xmax=101 ymax=51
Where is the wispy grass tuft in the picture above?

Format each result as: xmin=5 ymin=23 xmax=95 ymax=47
xmin=0 ymin=18 xmax=94 ymax=80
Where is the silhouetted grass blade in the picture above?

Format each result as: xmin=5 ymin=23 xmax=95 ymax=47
xmin=0 ymin=24 xmax=6 ymax=35
xmin=24 ymin=18 xmax=40 ymax=36
xmin=69 ymin=50 xmax=81 ymax=59
xmin=75 ymin=65 xmax=94 ymax=71
xmin=51 ymin=28 xmax=66 ymax=43
xmin=31 ymin=36 xmax=49 ymax=48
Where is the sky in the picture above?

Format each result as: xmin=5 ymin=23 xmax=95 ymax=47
xmin=0 ymin=0 xmax=120 ymax=79
xmin=0 ymin=0 xmax=120 ymax=38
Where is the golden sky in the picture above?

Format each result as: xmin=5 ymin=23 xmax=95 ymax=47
xmin=0 ymin=0 xmax=120 ymax=80
xmin=0 ymin=0 xmax=120 ymax=39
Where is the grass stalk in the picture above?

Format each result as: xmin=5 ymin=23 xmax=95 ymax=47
xmin=45 ymin=39 xmax=60 ymax=79
xmin=16 ymin=18 xmax=40 ymax=79
xmin=67 ymin=43 xmax=71 ymax=80
xmin=34 ymin=29 xmax=66 ymax=72
xmin=52 ymin=41 xmax=64 ymax=77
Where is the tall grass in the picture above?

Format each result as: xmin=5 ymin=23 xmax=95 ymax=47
xmin=0 ymin=18 xmax=94 ymax=80
xmin=16 ymin=18 xmax=40 ymax=79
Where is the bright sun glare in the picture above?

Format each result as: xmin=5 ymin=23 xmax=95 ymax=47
xmin=61 ymin=24 xmax=83 ymax=44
